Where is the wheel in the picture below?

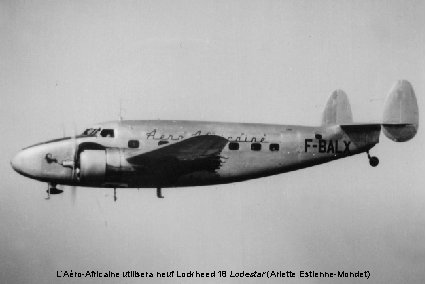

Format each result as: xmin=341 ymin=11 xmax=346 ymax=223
xmin=47 ymin=187 xmax=64 ymax=194
xmin=369 ymin=156 xmax=379 ymax=167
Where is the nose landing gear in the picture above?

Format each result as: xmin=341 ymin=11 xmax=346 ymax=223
xmin=45 ymin=183 xmax=64 ymax=200
xmin=367 ymin=151 xmax=379 ymax=167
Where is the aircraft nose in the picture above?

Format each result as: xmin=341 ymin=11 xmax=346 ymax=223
xmin=11 ymin=147 xmax=41 ymax=178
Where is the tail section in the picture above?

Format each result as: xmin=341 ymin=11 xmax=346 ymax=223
xmin=382 ymin=80 xmax=419 ymax=142
xmin=322 ymin=90 xmax=353 ymax=126
xmin=320 ymin=80 xmax=419 ymax=152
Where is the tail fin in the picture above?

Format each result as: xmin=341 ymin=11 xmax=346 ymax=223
xmin=322 ymin=89 xmax=353 ymax=126
xmin=382 ymin=80 xmax=419 ymax=142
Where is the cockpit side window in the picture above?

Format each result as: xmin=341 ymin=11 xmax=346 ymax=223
xmin=100 ymin=129 xmax=115 ymax=137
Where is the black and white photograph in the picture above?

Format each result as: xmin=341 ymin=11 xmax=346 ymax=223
xmin=0 ymin=0 xmax=424 ymax=283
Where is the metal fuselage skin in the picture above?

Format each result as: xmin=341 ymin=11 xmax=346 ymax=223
xmin=11 ymin=120 xmax=380 ymax=188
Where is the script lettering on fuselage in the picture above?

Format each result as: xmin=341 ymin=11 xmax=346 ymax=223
xmin=227 ymin=133 xmax=267 ymax=143
xmin=146 ymin=129 xmax=268 ymax=143
xmin=146 ymin=129 xmax=184 ymax=141
xmin=304 ymin=138 xmax=351 ymax=154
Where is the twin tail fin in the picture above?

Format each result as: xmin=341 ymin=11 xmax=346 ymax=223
xmin=321 ymin=89 xmax=353 ymax=126
xmin=382 ymin=80 xmax=418 ymax=142
xmin=321 ymin=80 xmax=418 ymax=142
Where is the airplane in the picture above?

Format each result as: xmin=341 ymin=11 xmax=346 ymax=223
xmin=11 ymin=80 xmax=419 ymax=200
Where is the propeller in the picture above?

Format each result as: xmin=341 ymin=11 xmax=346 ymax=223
xmin=70 ymin=185 xmax=77 ymax=205
xmin=45 ymin=121 xmax=80 ymax=202
xmin=71 ymin=122 xmax=79 ymax=181
xmin=70 ymin=123 xmax=79 ymax=205
xmin=60 ymin=122 xmax=79 ymax=204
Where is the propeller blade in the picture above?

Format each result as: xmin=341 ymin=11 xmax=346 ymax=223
xmin=61 ymin=122 xmax=66 ymax=138
xmin=71 ymin=186 xmax=77 ymax=205
xmin=71 ymin=123 xmax=79 ymax=181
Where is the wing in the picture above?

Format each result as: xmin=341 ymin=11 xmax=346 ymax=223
xmin=127 ymin=135 xmax=229 ymax=178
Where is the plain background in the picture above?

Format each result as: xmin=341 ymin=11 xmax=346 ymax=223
xmin=0 ymin=0 xmax=424 ymax=283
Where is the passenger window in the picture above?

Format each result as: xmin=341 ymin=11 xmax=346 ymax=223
xmin=128 ymin=140 xmax=139 ymax=148
xmin=251 ymin=143 xmax=261 ymax=151
xmin=158 ymin=141 xmax=169 ymax=146
xmin=100 ymin=129 xmax=114 ymax=137
xmin=269 ymin=144 xmax=279 ymax=151
xmin=229 ymin=142 xmax=239 ymax=150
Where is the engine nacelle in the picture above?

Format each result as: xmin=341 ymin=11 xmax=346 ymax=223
xmin=79 ymin=150 xmax=106 ymax=182
xmin=78 ymin=148 xmax=133 ymax=183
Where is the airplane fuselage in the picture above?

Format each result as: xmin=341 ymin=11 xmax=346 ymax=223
xmin=11 ymin=120 xmax=381 ymax=189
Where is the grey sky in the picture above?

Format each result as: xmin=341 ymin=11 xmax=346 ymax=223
xmin=0 ymin=0 xmax=424 ymax=283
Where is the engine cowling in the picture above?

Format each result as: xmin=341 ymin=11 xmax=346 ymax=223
xmin=79 ymin=150 xmax=106 ymax=182
xmin=78 ymin=148 xmax=133 ymax=183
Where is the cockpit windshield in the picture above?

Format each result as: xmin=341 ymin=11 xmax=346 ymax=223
xmin=80 ymin=127 xmax=115 ymax=137
xmin=81 ymin=127 xmax=101 ymax=136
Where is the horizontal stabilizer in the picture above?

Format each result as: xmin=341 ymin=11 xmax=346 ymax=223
xmin=339 ymin=123 xmax=381 ymax=145
xmin=382 ymin=80 xmax=418 ymax=142
xmin=340 ymin=123 xmax=381 ymax=132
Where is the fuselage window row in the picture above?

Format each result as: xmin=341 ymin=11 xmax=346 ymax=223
xmin=228 ymin=142 xmax=280 ymax=152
